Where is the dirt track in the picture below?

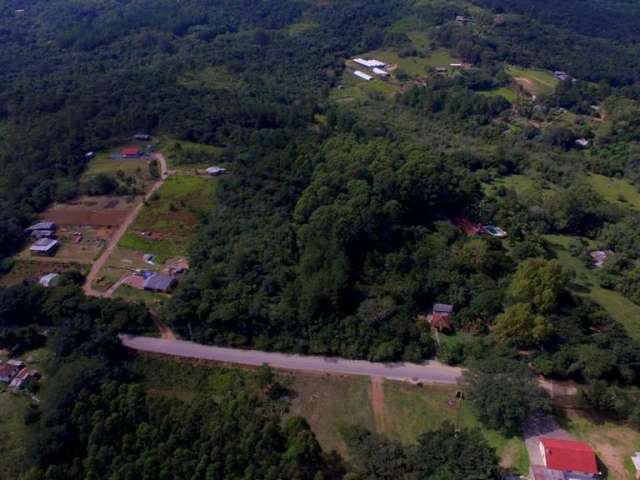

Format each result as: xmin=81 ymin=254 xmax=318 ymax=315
xmin=83 ymin=153 xmax=169 ymax=297
xmin=370 ymin=376 xmax=385 ymax=432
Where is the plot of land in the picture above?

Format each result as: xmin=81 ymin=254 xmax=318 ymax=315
xmin=585 ymin=173 xmax=640 ymax=211
xmin=544 ymin=234 xmax=640 ymax=341
xmin=0 ymin=392 xmax=30 ymax=480
xmin=506 ymin=65 xmax=559 ymax=97
xmin=177 ymin=66 xmax=246 ymax=92
xmin=43 ymin=195 xmax=136 ymax=226
xmin=479 ymin=86 xmax=518 ymax=103
xmin=118 ymin=175 xmax=216 ymax=261
xmin=0 ymin=259 xmax=83 ymax=286
xmin=159 ymin=137 xmax=222 ymax=170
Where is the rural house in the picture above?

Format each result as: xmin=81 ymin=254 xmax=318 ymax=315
xmin=143 ymin=273 xmax=177 ymax=293
xmin=121 ymin=147 xmax=143 ymax=158
xmin=134 ymin=133 xmax=152 ymax=141
xmin=430 ymin=303 xmax=454 ymax=330
xmin=30 ymin=238 xmax=59 ymax=256
xmin=530 ymin=438 xmax=599 ymax=480
xmin=0 ymin=362 xmax=21 ymax=383
xmin=9 ymin=368 xmax=39 ymax=390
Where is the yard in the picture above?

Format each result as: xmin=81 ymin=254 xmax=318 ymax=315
xmin=479 ymin=86 xmax=519 ymax=103
xmin=159 ymin=137 xmax=223 ymax=170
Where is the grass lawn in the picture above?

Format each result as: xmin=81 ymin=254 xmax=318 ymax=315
xmin=490 ymin=174 xmax=559 ymax=202
xmin=544 ymin=234 xmax=640 ymax=341
xmin=560 ymin=409 xmax=639 ymax=480
xmin=358 ymin=48 xmax=458 ymax=77
xmin=287 ymin=19 xmax=319 ymax=34
xmin=479 ymin=86 xmax=518 ymax=103
xmin=114 ymin=284 xmax=168 ymax=309
xmin=506 ymin=65 xmax=558 ymax=96
xmin=177 ymin=66 xmax=246 ymax=92
xmin=82 ymin=150 xmax=150 ymax=181
xmin=0 ymin=391 xmax=30 ymax=480
xmin=332 ymin=69 xmax=399 ymax=102
xmin=383 ymin=381 xmax=529 ymax=474
xmin=130 ymin=356 xmax=255 ymax=401
xmin=119 ymin=175 xmax=216 ymax=261
xmin=288 ymin=374 xmax=375 ymax=456
xmin=585 ymin=173 xmax=640 ymax=212
xmin=160 ymin=137 xmax=223 ymax=170
xmin=0 ymin=259 xmax=83 ymax=287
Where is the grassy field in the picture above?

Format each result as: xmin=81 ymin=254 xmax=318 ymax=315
xmin=358 ymin=48 xmax=458 ymax=77
xmin=506 ymin=65 xmax=559 ymax=96
xmin=288 ymin=374 xmax=375 ymax=456
xmin=382 ymin=381 xmax=529 ymax=474
xmin=119 ymin=175 xmax=216 ymax=261
xmin=160 ymin=137 xmax=223 ymax=170
xmin=177 ymin=66 xmax=246 ymax=92
xmin=585 ymin=173 xmax=640 ymax=211
xmin=0 ymin=259 xmax=84 ymax=286
xmin=544 ymin=234 xmax=640 ymax=341
xmin=114 ymin=284 xmax=169 ymax=308
xmin=82 ymin=151 xmax=148 ymax=178
xmin=560 ymin=409 xmax=639 ymax=480
xmin=479 ymin=86 xmax=518 ymax=103
xmin=0 ymin=391 xmax=30 ymax=480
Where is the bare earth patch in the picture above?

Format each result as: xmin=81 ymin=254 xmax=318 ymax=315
xmin=370 ymin=376 xmax=385 ymax=433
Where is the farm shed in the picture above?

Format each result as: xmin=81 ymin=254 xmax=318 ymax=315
xmin=372 ymin=67 xmax=389 ymax=77
xmin=143 ymin=273 xmax=177 ymax=293
xmin=39 ymin=273 xmax=60 ymax=287
xmin=30 ymin=238 xmax=59 ymax=256
xmin=206 ymin=166 xmax=227 ymax=176
xmin=354 ymin=70 xmax=372 ymax=81
xmin=25 ymin=221 xmax=57 ymax=233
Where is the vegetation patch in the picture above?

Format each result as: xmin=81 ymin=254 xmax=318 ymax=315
xmin=177 ymin=66 xmax=246 ymax=92
xmin=585 ymin=173 xmax=640 ymax=211
xmin=119 ymin=175 xmax=216 ymax=261
xmin=506 ymin=65 xmax=559 ymax=96
xmin=0 ymin=392 xmax=30 ymax=480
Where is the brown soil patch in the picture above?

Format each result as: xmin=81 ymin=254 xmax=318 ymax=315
xmin=44 ymin=209 xmax=130 ymax=226
xmin=514 ymin=76 xmax=535 ymax=93
xmin=371 ymin=376 xmax=385 ymax=433
xmin=586 ymin=428 xmax=636 ymax=479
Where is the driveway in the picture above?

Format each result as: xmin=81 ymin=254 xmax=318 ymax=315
xmin=119 ymin=334 xmax=463 ymax=384
xmin=523 ymin=415 xmax=573 ymax=466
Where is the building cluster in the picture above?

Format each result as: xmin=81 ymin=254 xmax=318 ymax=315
xmin=531 ymin=437 xmax=599 ymax=480
xmin=0 ymin=359 xmax=39 ymax=391
xmin=352 ymin=58 xmax=390 ymax=81
xmin=26 ymin=221 xmax=59 ymax=257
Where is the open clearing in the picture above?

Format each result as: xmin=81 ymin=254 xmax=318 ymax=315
xmin=506 ymin=65 xmax=558 ymax=96
xmin=585 ymin=173 xmax=640 ymax=211
xmin=118 ymin=175 xmax=216 ymax=261
xmin=177 ymin=66 xmax=246 ymax=92
xmin=479 ymin=86 xmax=518 ymax=102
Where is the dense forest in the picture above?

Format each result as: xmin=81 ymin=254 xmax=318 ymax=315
xmin=2 ymin=0 xmax=640 ymax=477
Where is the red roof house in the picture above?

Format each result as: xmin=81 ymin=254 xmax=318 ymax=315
xmin=121 ymin=147 xmax=142 ymax=158
xmin=539 ymin=438 xmax=598 ymax=476
xmin=453 ymin=217 xmax=484 ymax=236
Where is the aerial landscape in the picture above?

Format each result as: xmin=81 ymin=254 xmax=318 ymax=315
xmin=1 ymin=0 xmax=640 ymax=478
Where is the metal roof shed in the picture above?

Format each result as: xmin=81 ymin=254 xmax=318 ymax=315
xmin=143 ymin=274 xmax=177 ymax=293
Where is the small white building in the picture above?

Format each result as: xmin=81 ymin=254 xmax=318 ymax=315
xmin=30 ymin=238 xmax=59 ymax=256
xmin=353 ymin=70 xmax=372 ymax=81
xmin=450 ymin=63 xmax=463 ymax=68
xmin=352 ymin=58 xmax=386 ymax=69
xmin=206 ymin=166 xmax=227 ymax=176
xmin=372 ymin=67 xmax=389 ymax=77
xmin=39 ymin=273 xmax=60 ymax=288
xmin=575 ymin=138 xmax=590 ymax=148
xmin=631 ymin=452 xmax=640 ymax=479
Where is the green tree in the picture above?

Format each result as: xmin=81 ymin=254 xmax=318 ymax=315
xmin=508 ymin=258 xmax=567 ymax=314
xmin=462 ymin=357 xmax=551 ymax=435
xmin=494 ymin=302 xmax=553 ymax=346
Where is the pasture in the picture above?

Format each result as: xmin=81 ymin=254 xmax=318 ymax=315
xmin=506 ymin=65 xmax=559 ymax=96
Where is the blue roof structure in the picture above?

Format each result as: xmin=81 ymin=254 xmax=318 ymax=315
xmin=143 ymin=274 xmax=177 ymax=292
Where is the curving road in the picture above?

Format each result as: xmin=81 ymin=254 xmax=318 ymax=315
xmin=119 ymin=334 xmax=463 ymax=384
xmin=83 ymin=153 xmax=169 ymax=297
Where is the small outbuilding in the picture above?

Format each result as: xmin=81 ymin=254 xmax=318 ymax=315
xmin=483 ymin=225 xmax=507 ymax=238
xmin=39 ymin=273 xmax=60 ymax=287
xmin=121 ymin=147 xmax=143 ymax=158
xmin=372 ymin=67 xmax=389 ymax=77
xmin=206 ymin=166 xmax=227 ymax=176
xmin=590 ymin=250 xmax=613 ymax=268
xmin=631 ymin=452 xmax=640 ymax=479
xmin=575 ymin=138 xmax=590 ymax=148
xmin=534 ymin=438 xmax=598 ymax=479
xmin=354 ymin=70 xmax=373 ymax=81
xmin=30 ymin=238 xmax=59 ymax=257
xmin=0 ymin=362 xmax=21 ymax=383
xmin=143 ymin=273 xmax=177 ymax=293
xmin=26 ymin=221 xmax=56 ymax=233
xmin=430 ymin=303 xmax=454 ymax=331
xmin=134 ymin=134 xmax=152 ymax=141
xmin=9 ymin=368 xmax=38 ymax=390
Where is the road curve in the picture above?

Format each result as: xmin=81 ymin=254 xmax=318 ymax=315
xmin=83 ymin=153 xmax=169 ymax=297
xmin=119 ymin=334 xmax=463 ymax=384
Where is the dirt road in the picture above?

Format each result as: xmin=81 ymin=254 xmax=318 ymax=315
xmin=83 ymin=153 xmax=169 ymax=297
xmin=370 ymin=376 xmax=385 ymax=432
xmin=119 ymin=334 xmax=463 ymax=383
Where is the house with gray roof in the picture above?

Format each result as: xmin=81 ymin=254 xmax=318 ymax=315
xmin=143 ymin=273 xmax=177 ymax=293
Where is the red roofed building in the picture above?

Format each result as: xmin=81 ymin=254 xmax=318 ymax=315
xmin=538 ymin=438 xmax=598 ymax=478
xmin=121 ymin=147 xmax=143 ymax=158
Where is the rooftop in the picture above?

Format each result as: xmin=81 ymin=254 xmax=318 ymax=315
xmin=30 ymin=238 xmax=59 ymax=251
xmin=143 ymin=273 xmax=177 ymax=292
xmin=540 ymin=437 xmax=598 ymax=475
xmin=433 ymin=303 xmax=454 ymax=314
xmin=26 ymin=221 xmax=56 ymax=232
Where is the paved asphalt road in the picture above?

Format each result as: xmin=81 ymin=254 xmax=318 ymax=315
xmin=120 ymin=334 xmax=463 ymax=384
